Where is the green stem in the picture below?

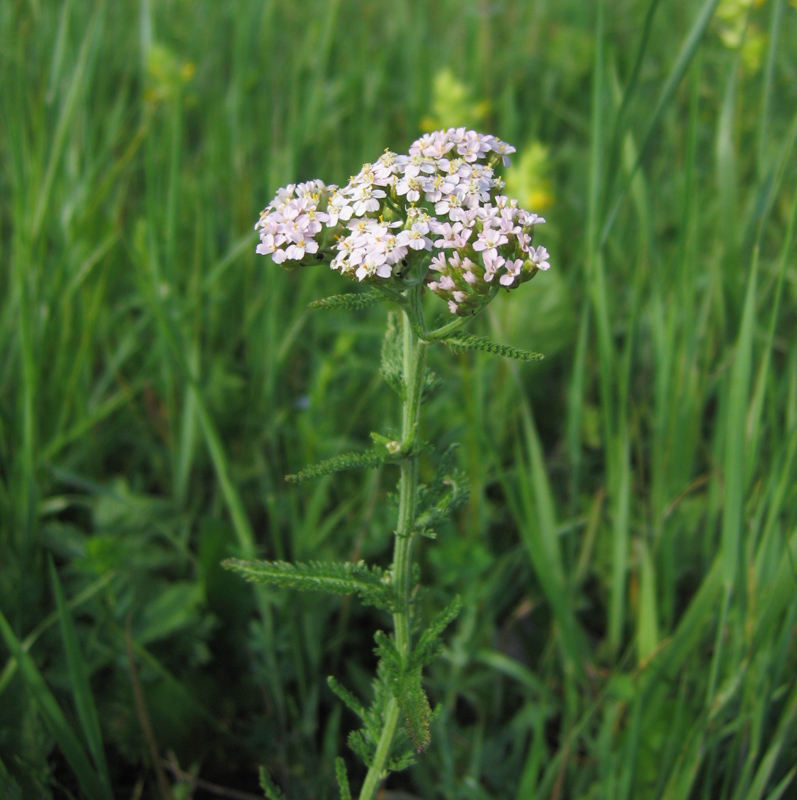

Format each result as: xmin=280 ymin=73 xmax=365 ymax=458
xmin=358 ymin=290 xmax=427 ymax=800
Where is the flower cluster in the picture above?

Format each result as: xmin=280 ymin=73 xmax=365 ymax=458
xmin=255 ymin=129 xmax=550 ymax=315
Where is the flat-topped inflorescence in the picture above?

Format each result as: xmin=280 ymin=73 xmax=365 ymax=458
xmin=255 ymin=128 xmax=550 ymax=316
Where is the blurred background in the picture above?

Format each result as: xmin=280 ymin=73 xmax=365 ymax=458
xmin=1 ymin=0 xmax=796 ymax=797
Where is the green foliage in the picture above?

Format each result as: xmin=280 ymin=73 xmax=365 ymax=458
xmin=441 ymin=333 xmax=544 ymax=361
xmin=222 ymin=559 xmax=396 ymax=612
xmin=0 ymin=608 xmax=113 ymax=800
xmin=411 ymin=596 xmax=462 ymax=670
xmin=285 ymin=446 xmax=398 ymax=484
xmin=414 ymin=445 xmax=470 ymax=538
xmin=329 ymin=594 xmax=461 ymax=772
xmin=335 ymin=757 xmax=352 ymax=800
xmin=380 ymin=311 xmax=404 ymax=396
xmin=345 ymin=663 xmax=419 ymax=774
xmin=48 ymin=561 xmax=112 ymax=797
xmin=328 ymin=676 xmax=366 ymax=719
xmin=309 ymin=289 xmax=387 ymax=311
xmin=2 ymin=0 xmax=797 ymax=797
xmin=259 ymin=767 xmax=287 ymax=800
xmin=376 ymin=632 xmax=433 ymax=754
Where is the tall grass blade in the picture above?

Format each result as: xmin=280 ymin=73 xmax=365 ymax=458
xmin=722 ymin=248 xmax=758 ymax=592
xmin=0 ymin=608 xmax=112 ymax=800
xmin=600 ymin=0 xmax=721 ymax=245
xmin=48 ymin=560 xmax=112 ymax=795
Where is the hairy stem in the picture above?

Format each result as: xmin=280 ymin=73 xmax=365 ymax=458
xmin=358 ymin=291 xmax=427 ymax=800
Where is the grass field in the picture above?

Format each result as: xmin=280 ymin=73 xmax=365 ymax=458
xmin=2 ymin=0 xmax=797 ymax=797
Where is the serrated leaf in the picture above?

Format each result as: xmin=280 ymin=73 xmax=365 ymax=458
xmin=309 ymin=288 xmax=386 ymax=311
xmin=415 ymin=445 xmax=470 ymax=534
xmin=414 ymin=472 xmax=469 ymax=534
xmin=421 ymin=368 xmax=442 ymax=402
xmin=286 ymin=446 xmax=396 ymax=483
xmin=374 ymin=631 xmax=432 ymax=753
xmin=397 ymin=667 xmax=432 ymax=753
xmin=258 ymin=767 xmax=287 ymax=800
xmin=348 ymin=730 xmax=374 ymax=766
xmin=381 ymin=311 xmax=404 ymax=396
xmin=328 ymin=676 xmax=366 ymax=719
xmin=413 ymin=596 xmax=462 ymax=669
xmin=335 ymin=758 xmax=352 ymax=800
xmin=442 ymin=333 xmax=544 ymax=361
xmin=222 ymin=559 xmax=396 ymax=611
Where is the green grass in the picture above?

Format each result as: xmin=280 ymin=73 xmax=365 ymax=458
xmin=1 ymin=0 xmax=796 ymax=797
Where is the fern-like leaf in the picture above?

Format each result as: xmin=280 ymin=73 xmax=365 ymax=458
xmin=309 ymin=288 xmax=386 ymax=311
xmin=421 ymin=369 xmax=442 ymax=402
xmin=335 ymin=758 xmax=352 ymax=800
xmin=414 ymin=445 xmax=470 ymax=535
xmin=328 ymin=676 xmax=366 ymax=719
xmin=286 ymin=446 xmax=397 ymax=484
xmin=412 ymin=596 xmax=462 ymax=669
xmin=414 ymin=472 xmax=469 ymax=535
xmin=381 ymin=311 xmax=404 ymax=396
xmin=375 ymin=632 xmax=432 ymax=753
xmin=442 ymin=333 xmax=543 ymax=361
xmin=222 ymin=559 xmax=396 ymax=611
xmin=348 ymin=730 xmax=374 ymax=767
xmin=259 ymin=768 xmax=287 ymax=800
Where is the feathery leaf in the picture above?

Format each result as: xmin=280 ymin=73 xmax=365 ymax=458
xmin=415 ymin=445 xmax=470 ymax=535
xmin=222 ymin=559 xmax=396 ymax=611
xmin=375 ymin=632 xmax=432 ymax=753
xmin=335 ymin=758 xmax=352 ymax=800
xmin=286 ymin=446 xmax=397 ymax=483
xmin=328 ymin=676 xmax=366 ymax=719
xmin=309 ymin=288 xmax=386 ymax=311
xmin=381 ymin=311 xmax=404 ymax=396
xmin=413 ymin=596 xmax=462 ymax=669
xmin=442 ymin=333 xmax=544 ymax=361
xmin=258 ymin=768 xmax=287 ymax=800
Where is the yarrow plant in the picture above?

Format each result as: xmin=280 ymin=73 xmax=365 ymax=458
xmin=224 ymin=129 xmax=551 ymax=800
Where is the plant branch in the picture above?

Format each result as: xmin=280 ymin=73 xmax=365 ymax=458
xmin=358 ymin=287 xmax=427 ymax=800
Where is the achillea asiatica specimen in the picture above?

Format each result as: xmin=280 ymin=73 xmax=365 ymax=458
xmin=229 ymin=130 xmax=550 ymax=800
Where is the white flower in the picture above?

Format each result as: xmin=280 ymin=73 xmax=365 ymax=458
xmin=529 ymin=245 xmax=551 ymax=271
xmin=473 ymin=226 xmax=508 ymax=252
xmin=518 ymin=211 xmax=545 ymax=227
xmin=352 ymin=186 xmax=386 ymax=216
xmin=396 ymin=176 xmax=423 ymax=203
xmin=355 ymin=250 xmax=389 ymax=281
xmin=405 ymin=228 xmax=431 ymax=250
xmin=429 ymin=252 xmax=448 ymax=272
xmin=490 ymin=138 xmax=516 ymax=166
xmin=254 ymin=129 xmax=550 ymax=311
xmin=482 ymin=249 xmax=505 ymax=281
xmin=435 ymin=192 xmax=464 ymax=219
xmin=500 ymin=258 xmax=524 ymax=286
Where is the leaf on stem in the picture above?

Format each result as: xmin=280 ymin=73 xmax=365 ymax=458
xmin=286 ymin=446 xmax=398 ymax=483
xmin=309 ymin=288 xmax=387 ymax=311
xmin=335 ymin=758 xmax=353 ymax=800
xmin=328 ymin=676 xmax=366 ymax=719
xmin=381 ymin=311 xmax=404 ymax=396
xmin=415 ymin=445 xmax=470 ymax=536
xmin=441 ymin=333 xmax=544 ymax=361
xmin=258 ymin=768 xmax=287 ymax=800
xmin=375 ymin=632 xmax=432 ymax=754
xmin=222 ymin=559 xmax=396 ymax=612
xmin=412 ymin=596 xmax=462 ymax=669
